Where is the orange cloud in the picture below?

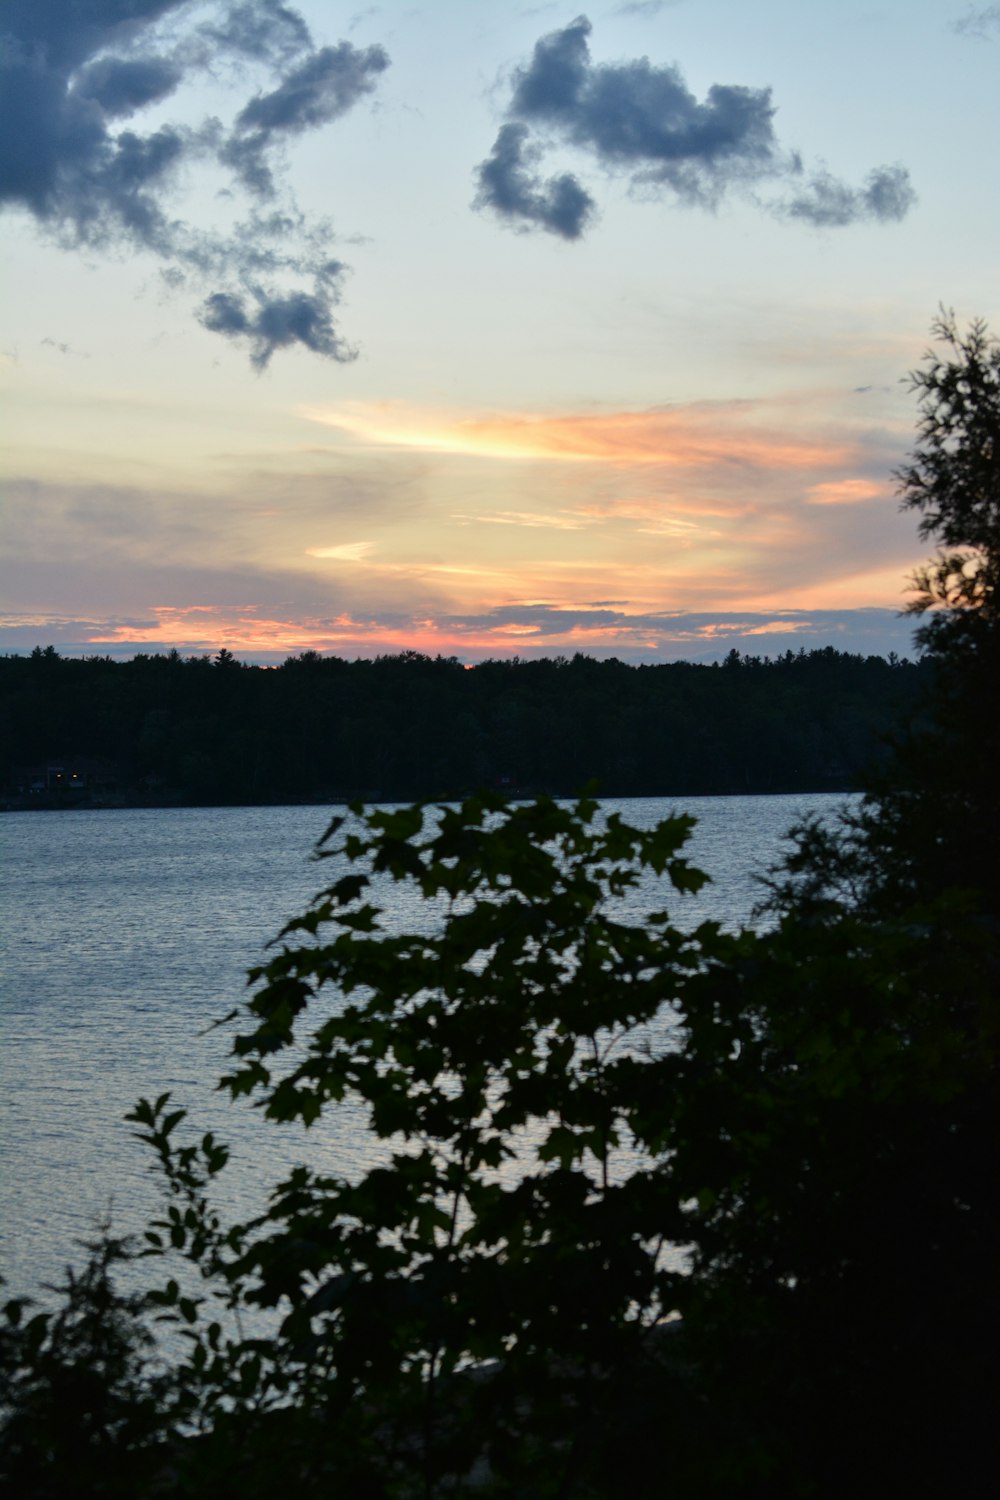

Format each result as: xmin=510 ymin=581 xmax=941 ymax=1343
xmin=7 ymin=388 xmax=921 ymax=665
xmin=86 ymin=607 xmax=473 ymax=659
xmin=302 ymin=398 xmax=857 ymax=474
xmin=305 ymin=542 xmax=373 ymax=561
xmin=451 ymin=509 xmax=586 ymax=530
xmin=806 ymin=478 xmax=888 ymax=505
xmin=24 ymin=591 xmax=919 ymax=665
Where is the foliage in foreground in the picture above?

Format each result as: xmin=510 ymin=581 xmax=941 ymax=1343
xmin=2 ymin=313 xmax=998 ymax=1497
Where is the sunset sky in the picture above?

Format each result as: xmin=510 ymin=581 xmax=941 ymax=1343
xmin=2 ymin=0 xmax=998 ymax=663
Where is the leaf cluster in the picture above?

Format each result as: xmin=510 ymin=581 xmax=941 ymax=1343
xmin=125 ymin=793 xmax=719 ymax=1493
xmin=898 ymin=308 xmax=1000 ymax=640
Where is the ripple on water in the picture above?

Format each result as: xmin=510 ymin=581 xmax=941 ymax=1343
xmin=0 ymin=794 xmax=853 ymax=1293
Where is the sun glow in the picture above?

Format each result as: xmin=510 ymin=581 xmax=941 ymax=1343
xmin=301 ymin=400 xmax=857 ymax=473
xmin=305 ymin=542 xmax=374 ymax=561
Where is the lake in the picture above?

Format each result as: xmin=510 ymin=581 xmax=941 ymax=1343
xmin=0 ymin=793 xmax=852 ymax=1295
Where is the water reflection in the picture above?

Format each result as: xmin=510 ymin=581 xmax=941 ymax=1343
xmin=0 ymin=793 xmax=852 ymax=1293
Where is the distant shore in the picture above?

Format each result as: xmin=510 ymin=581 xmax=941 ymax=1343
xmin=1 ymin=781 xmax=865 ymax=814
xmin=1 ymin=646 xmax=931 ymax=812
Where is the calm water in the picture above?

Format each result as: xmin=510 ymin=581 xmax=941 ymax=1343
xmin=0 ymin=795 xmax=850 ymax=1294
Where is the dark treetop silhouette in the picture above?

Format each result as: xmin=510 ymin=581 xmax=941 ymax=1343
xmin=2 ymin=641 xmax=930 ymax=807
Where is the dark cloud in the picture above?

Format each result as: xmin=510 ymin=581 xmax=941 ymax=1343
xmin=508 ymin=14 xmax=779 ymax=206
xmin=74 ymin=55 xmax=183 ymax=117
xmin=780 ymin=164 xmax=915 ymax=228
xmin=0 ymin=1 xmax=193 ymax=223
xmin=953 ymin=6 xmax=1000 ymax=38
xmin=858 ymin=164 xmax=916 ymax=220
xmin=223 ymin=41 xmax=389 ymax=196
xmin=200 ymin=0 xmax=313 ymax=63
xmin=473 ymin=123 xmax=595 ymax=239
xmin=0 ymin=0 xmax=390 ymax=364
xmin=236 ymin=40 xmax=387 ymax=134
xmin=475 ymin=15 xmax=914 ymax=236
xmin=199 ymin=285 xmax=357 ymax=368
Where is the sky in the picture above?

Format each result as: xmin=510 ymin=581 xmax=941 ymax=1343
xmin=2 ymin=0 xmax=998 ymax=665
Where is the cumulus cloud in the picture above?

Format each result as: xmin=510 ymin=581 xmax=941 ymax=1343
xmin=199 ymin=285 xmax=357 ymax=369
xmin=475 ymin=15 xmax=914 ymax=236
xmin=0 ymin=0 xmax=390 ymax=364
xmin=473 ymin=122 xmax=595 ymax=238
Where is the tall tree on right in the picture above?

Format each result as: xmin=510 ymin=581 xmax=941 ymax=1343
xmin=883 ymin=310 xmax=1000 ymax=911
xmin=666 ymin=313 xmax=1000 ymax=1497
xmin=773 ymin=310 xmax=1000 ymax=919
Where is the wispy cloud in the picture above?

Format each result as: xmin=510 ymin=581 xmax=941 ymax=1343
xmin=775 ymin=165 xmax=915 ymax=228
xmin=806 ymin=478 xmax=888 ymax=506
xmin=0 ymin=604 xmax=920 ymax=664
xmin=1 ymin=378 xmax=920 ymax=665
xmin=40 ymin=337 xmax=90 ymax=359
xmin=451 ymin=509 xmax=586 ymax=530
xmin=220 ymin=39 xmax=388 ymax=197
xmin=302 ymin=397 xmax=864 ymax=477
xmin=953 ymin=6 xmax=1000 ymax=39
xmin=613 ymin=1 xmax=684 ymax=17
xmin=305 ymin=541 xmax=374 ymax=560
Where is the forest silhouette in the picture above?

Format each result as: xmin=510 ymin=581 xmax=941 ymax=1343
xmin=2 ymin=642 xmax=929 ymax=806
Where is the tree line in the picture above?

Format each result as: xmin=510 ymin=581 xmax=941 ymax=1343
xmin=1 ymin=642 xmax=930 ymax=806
